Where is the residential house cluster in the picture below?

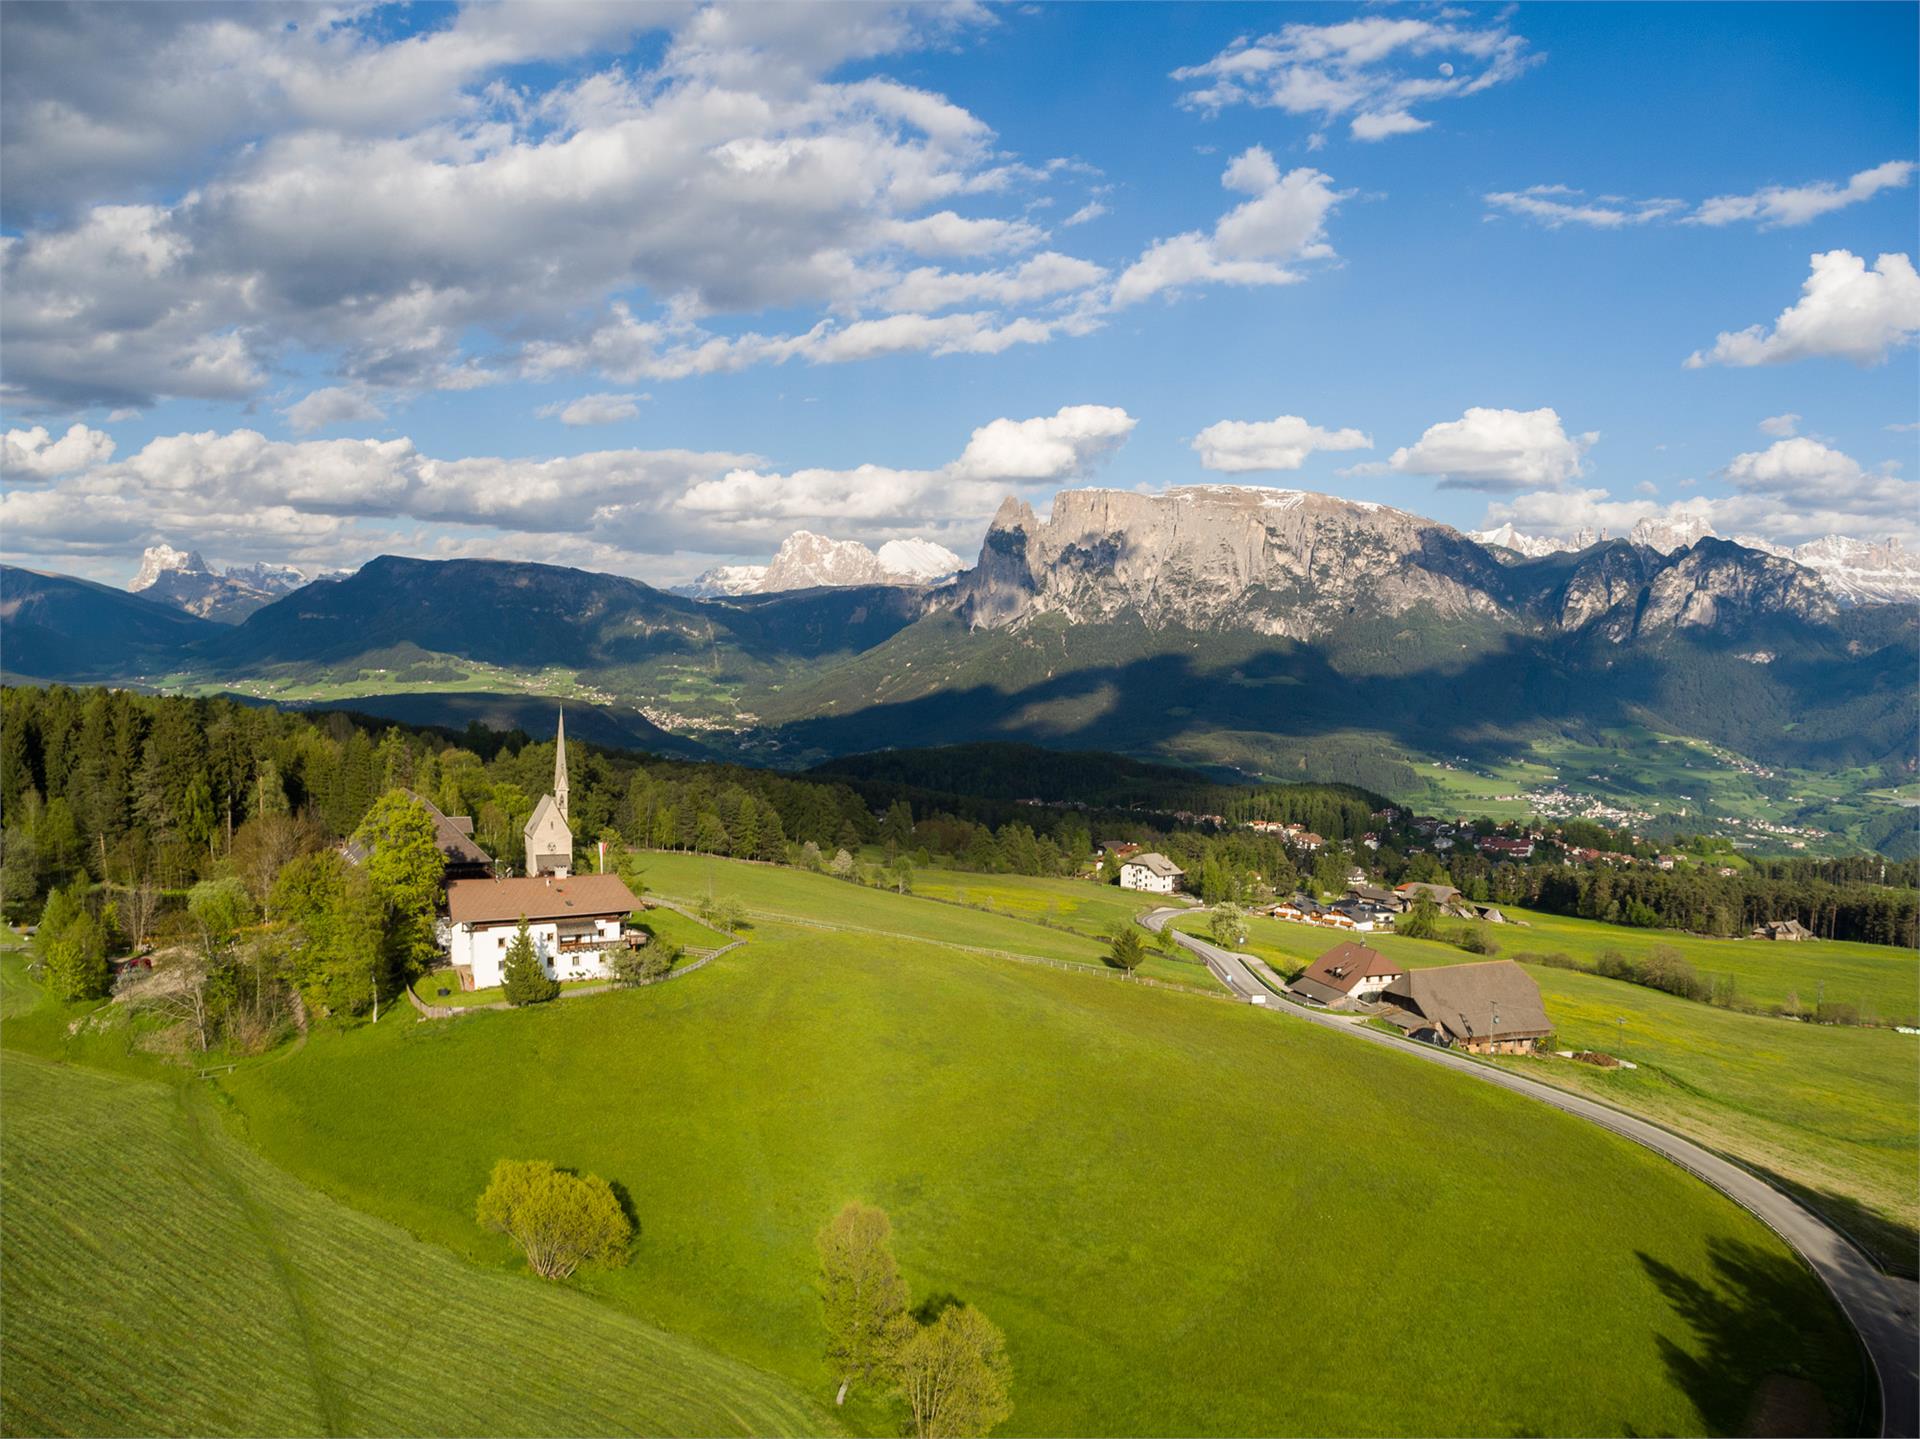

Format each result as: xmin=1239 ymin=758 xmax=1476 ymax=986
xmin=1289 ymin=941 xmax=1553 ymax=1056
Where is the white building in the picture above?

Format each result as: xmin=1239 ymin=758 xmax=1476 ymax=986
xmin=445 ymin=873 xmax=644 ymax=989
xmin=1118 ymin=852 xmax=1185 ymax=894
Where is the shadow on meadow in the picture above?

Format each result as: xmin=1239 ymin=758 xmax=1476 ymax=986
xmin=1637 ymin=1239 xmax=1867 ymax=1438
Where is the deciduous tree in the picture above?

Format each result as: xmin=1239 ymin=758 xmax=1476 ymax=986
xmin=891 ymin=1303 xmax=1012 ymax=1438
xmin=475 ymin=1158 xmax=631 ymax=1280
xmin=817 ymin=1201 xmax=908 ymax=1407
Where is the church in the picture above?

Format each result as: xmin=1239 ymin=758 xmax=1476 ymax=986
xmin=523 ymin=709 xmax=574 ymax=877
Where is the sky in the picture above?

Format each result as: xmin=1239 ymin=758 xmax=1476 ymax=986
xmin=2 ymin=0 xmax=1916 ymax=587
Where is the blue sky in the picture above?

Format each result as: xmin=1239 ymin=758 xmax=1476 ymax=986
xmin=1 ymin=1 xmax=1915 ymax=584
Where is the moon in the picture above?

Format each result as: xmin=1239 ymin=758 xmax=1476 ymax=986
xmin=1439 ymin=61 xmax=1455 ymax=76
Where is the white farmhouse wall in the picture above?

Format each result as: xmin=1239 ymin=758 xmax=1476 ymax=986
xmin=448 ymin=914 xmax=623 ymax=988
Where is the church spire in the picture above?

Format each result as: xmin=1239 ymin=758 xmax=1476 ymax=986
xmin=554 ymin=707 xmax=569 ymax=824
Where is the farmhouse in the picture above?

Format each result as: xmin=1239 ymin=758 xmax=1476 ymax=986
xmin=524 ymin=709 xmax=574 ymax=877
xmin=1395 ymin=881 xmax=1461 ymax=906
xmin=1290 ymin=941 xmax=1404 ymax=1008
xmin=1752 ymin=918 xmax=1813 ymax=941
xmin=1349 ymin=883 xmax=1404 ymax=911
xmin=445 ymin=873 xmax=645 ymax=989
xmin=1119 ymin=852 xmax=1184 ymax=894
xmin=1382 ymin=961 xmax=1551 ymax=1055
xmin=344 ymin=789 xmax=494 ymax=882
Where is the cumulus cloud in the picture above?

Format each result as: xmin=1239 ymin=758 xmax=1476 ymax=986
xmin=1111 ymin=146 xmax=1346 ymax=307
xmin=1191 ymin=414 xmax=1371 ymax=472
xmin=1481 ymin=438 xmax=1918 ymax=547
xmin=284 ymin=386 xmax=386 ymax=434
xmin=1686 ymin=251 xmax=1920 ymax=368
xmin=0 ymin=405 xmax=1135 ymax=582
xmin=1172 ymin=15 xmax=1538 ymax=142
xmin=950 ymin=405 xmax=1137 ymax=480
xmin=538 ymin=392 xmax=650 ymax=427
xmin=1380 ymin=407 xmax=1596 ymax=492
xmin=1 ymin=422 xmax=115 ymax=478
xmin=1758 ymin=413 xmax=1801 ymax=437
xmin=1691 ymin=160 xmax=1917 ymax=229
xmin=0 ymin=3 xmax=1122 ymax=411
xmin=879 ymin=252 xmax=1107 ymax=313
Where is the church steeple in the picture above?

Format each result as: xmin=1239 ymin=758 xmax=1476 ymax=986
xmin=554 ymin=707 xmax=569 ymax=824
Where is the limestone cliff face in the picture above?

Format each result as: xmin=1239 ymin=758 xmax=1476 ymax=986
xmin=947 ymin=485 xmax=1848 ymax=643
xmin=953 ymin=486 xmax=1510 ymax=638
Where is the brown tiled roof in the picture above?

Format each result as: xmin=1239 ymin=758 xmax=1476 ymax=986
xmin=1382 ymin=961 xmax=1551 ymax=1043
xmin=447 ymin=873 xmax=640 ymax=926
xmin=343 ymin=790 xmax=491 ymax=871
xmin=1299 ymin=940 xmax=1402 ymax=995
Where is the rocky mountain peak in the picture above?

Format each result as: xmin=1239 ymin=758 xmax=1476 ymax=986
xmin=125 ymin=543 xmax=311 ymax=623
xmin=130 ymin=544 xmax=212 ymax=591
xmin=954 ymin=483 xmax=1505 ymax=637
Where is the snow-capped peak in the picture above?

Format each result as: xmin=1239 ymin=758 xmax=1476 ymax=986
xmin=1468 ymin=524 xmax=1596 ymax=558
xmin=130 ymin=544 xmax=213 ymax=591
xmin=1629 ymin=513 xmax=1718 ymax=554
xmin=874 ymin=537 xmax=963 ymax=583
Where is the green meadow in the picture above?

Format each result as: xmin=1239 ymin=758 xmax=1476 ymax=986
xmin=625 ymin=851 xmax=1214 ymax=989
xmin=1172 ymin=909 xmax=1920 ymax=1274
xmin=0 ymin=871 xmax=1886 ymax=1436
xmin=0 ymin=1050 xmax=832 ymax=1438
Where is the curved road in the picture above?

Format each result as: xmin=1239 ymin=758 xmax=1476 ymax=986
xmin=1140 ymin=908 xmax=1919 ymax=1438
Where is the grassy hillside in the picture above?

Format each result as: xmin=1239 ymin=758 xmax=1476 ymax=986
xmin=217 ymin=864 xmax=1867 ymax=1437
xmin=1172 ymin=910 xmax=1920 ymax=1273
xmin=625 ymin=851 xmax=1214 ymax=989
xmin=0 ymin=1050 xmax=833 ymax=1438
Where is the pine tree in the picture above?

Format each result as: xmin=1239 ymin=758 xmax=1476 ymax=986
xmin=501 ymin=918 xmax=559 ymax=1005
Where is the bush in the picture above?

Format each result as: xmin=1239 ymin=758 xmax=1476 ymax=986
xmin=475 ymin=1158 xmax=631 ymax=1280
xmin=1454 ymin=926 xmax=1498 ymax=956
xmin=607 ymin=940 xmax=678 ymax=988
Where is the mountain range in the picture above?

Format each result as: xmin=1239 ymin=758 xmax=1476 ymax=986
xmin=127 ymin=544 xmax=322 ymax=623
xmin=675 ymin=531 xmax=962 ymax=597
xmin=7 ymin=485 xmax=1913 ymax=828
xmin=1471 ymin=519 xmax=1920 ymax=606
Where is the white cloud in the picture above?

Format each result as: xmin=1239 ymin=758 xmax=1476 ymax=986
xmin=683 ymin=403 xmax=1135 ymax=532
xmin=1350 ymin=110 xmax=1429 ymax=142
xmin=0 ymin=405 xmax=1135 ymax=581
xmin=1758 ymin=413 xmax=1801 ymax=437
xmin=284 ymin=386 xmax=386 ymax=434
xmin=1686 ymin=251 xmax=1920 ymax=368
xmin=1483 ymin=186 xmax=1681 ymax=229
xmin=1191 ymin=414 xmax=1371 ymax=472
xmin=1 ymin=422 xmax=115 ymax=478
xmin=1172 ymin=16 xmax=1538 ymax=141
xmin=538 ymin=392 xmax=650 ymax=426
xmin=1887 ymin=421 xmax=1920 ymax=433
xmin=883 ymin=211 xmax=1046 ymax=256
xmin=1482 ymin=438 xmax=1919 ymax=547
xmin=1061 ymin=201 xmax=1107 ymax=227
xmin=1111 ymin=147 xmax=1346 ymax=307
xmin=1381 ymin=407 xmax=1596 ymax=492
xmin=0 ymin=4 xmax=1103 ymax=410
xmin=950 ymin=405 xmax=1137 ymax=480
xmin=1691 ymin=160 xmax=1916 ymax=229
xmin=879 ymin=252 xmax=1106 ymax=313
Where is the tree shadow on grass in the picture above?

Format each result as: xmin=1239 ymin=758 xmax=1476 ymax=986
xmin=911 ymin=1291 xmax=962 ymax=1325
xmin=1638 ymin=1239 xmax=1870 ymax=1438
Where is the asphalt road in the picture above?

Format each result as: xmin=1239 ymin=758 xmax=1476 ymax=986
xmin=1140 ymin=908 xmax=1920 ymax=1438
